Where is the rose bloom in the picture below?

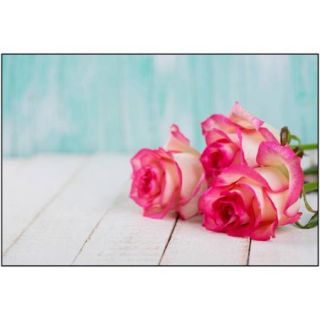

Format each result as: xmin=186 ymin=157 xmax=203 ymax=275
xmin=200 ymin=102 xmax=279 ymax=182
xmin=199 ymin=141 xmax=304 ymax=240
xmin=130 ymin=124 xmax=206 ymax=219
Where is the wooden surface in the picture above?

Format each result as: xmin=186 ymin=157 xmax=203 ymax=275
xmin=2 ymin=153 xmax=318 ymax=266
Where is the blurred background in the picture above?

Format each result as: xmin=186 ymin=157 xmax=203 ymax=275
xmin=3 ymin=54 xmax=317 ymax=158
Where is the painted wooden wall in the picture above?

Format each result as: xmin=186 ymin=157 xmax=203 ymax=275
xmin=3 ymin=54 xmax=317 ymax=157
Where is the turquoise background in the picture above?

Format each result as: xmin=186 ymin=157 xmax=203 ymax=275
xmin=3 ymin=54 xmax=318 ymax=157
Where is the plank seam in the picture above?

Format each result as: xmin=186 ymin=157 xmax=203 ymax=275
xmin=71 ymin=180 xmax=129 ymax=265
xmin=158 ymin=216 xmax=179 ymax=265
xmin=246 ymin=238 xmax=252 ymax=265
xmin=3 ymin=156 xmax=92 ymax=256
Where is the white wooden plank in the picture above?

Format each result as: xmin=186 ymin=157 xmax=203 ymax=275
xmin=160 ymin=215 xmax=250 ymax=265
xmin=3 ymin=154 xmax=130 ymax=265
xmin=249 ymin=193 xmax=318 ymax=265
xmin=161 ymin=150 xmax=318 ymax=266
xmin=3 ymin=157 xmax=25 ymax=178
xmin=3 ymin=154 xmax=87 ymax=252
xmin=74 ymin=183 xmax=178 ymax=265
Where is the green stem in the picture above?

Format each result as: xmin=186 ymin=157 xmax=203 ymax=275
xmin=289 ymin=134 xmax=301 ymax=144
xmin=303 ymin=182 xmax=318 ymax=194
xmin=295 ymin=212 xmax=318 ymax=229
xmin=294 ymin=143 xmax=318 ymax=150
xmin=295 ymin=185 xmax=318 ymax=229
xmin=304 ymin=166 xmax=318 ymax=175
xmin=302 ymin=192 xmax=317 ymax=213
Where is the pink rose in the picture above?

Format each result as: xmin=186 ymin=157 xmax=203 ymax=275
xmin=199 ymin=142 xmax=304 ymax=240
xmin=200 ymin=102 xmax=279 ymax=182
xmin=130 ymin=124 xmax=206 ymax=219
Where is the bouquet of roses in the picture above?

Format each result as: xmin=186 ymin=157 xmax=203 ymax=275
xmin=129 ymin=102 xmax=317 ymax=241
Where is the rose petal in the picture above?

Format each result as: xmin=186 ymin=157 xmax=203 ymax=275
xmin=254 ymin=166 xmax=288 ymax=192
xmin=179 ymin=177 xmax=207 ymax=220
xmin=201 ymin=114 xmax=238 ymax=136
xmin=173 ymin=152 xmax=206 ymax=219
xmin=130 ymin=147 xmax=181 ymax=219
xmin=259 ymin=125 xmax=279 ymax=143
xmin=268 ymin=191 xmax=301 ymax=225
xmin=200 ymin=141 xmax=240 ymax=180
xmin=213 ymin=165 xmax=270 ymax=189
xmin=229 ymin=102 xmax=264 ymax=130
xmin=240 ymin=131 xmax=265 ymax=166
xmin=159 ymin=158 xmax=181 ymax=207
xmin=239 ymin=127 xmax=279 ymax=167
xmin=204 ymin=128 xmax=239 ymax=145
xmin=249 ymin=185 xmax=278 ymax=238
xmin=164 ymin=124 xmax=199 ymax=155
xmin=143 ymin=201 xmax=173 ymax=219
xmin=256 ymin=142 xmax=304 ymax=212
xmin=130 ymin=148 xmax=159 ymax=171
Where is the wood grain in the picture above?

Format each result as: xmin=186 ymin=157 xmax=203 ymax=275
xmin=3 ymin=155 xmax=86 ymax=252
xmin=74 ymin=183 xmax=178 ymax=265
xmin=3 ymin=154 xmax=130 ymax=265
xmin=3 ymin=153 xmax=317 ymax=266
xmin=249 ymin=193 xmax=318 ymax=265
xmin=160 ymin=215 xmax=250 ymax=265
